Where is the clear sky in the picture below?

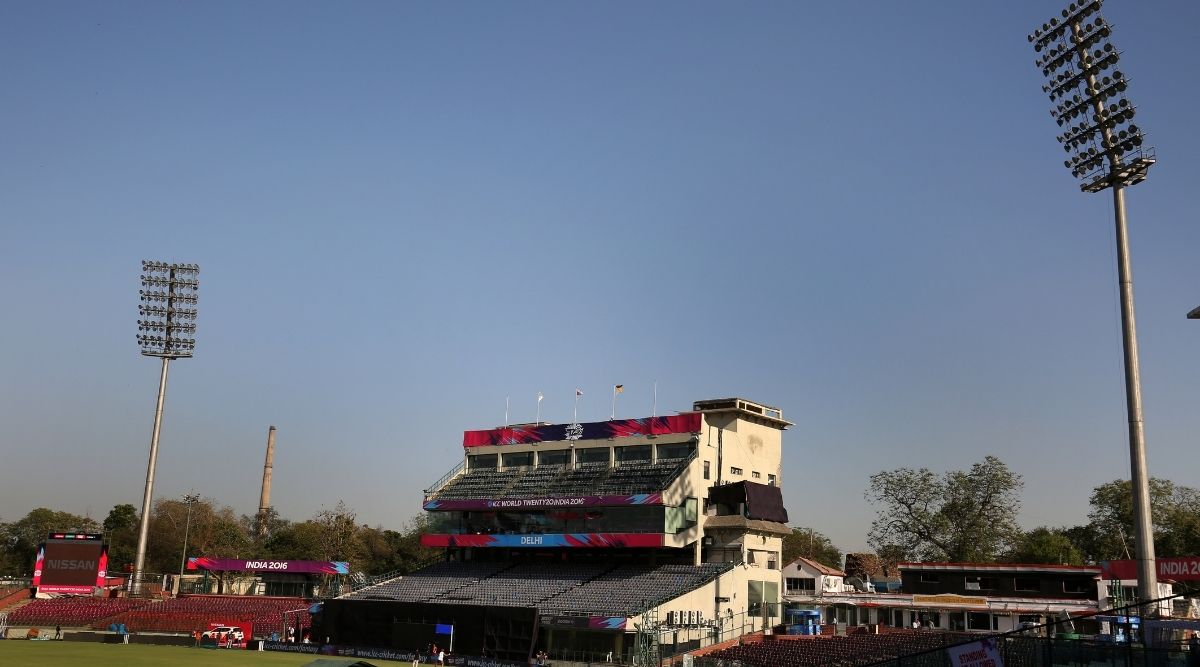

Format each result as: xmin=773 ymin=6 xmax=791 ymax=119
xmin=2 ymin=1 xmax=1199 ymax=554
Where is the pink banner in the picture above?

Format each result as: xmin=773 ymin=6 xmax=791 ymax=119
xmin=187 ymin=558 xmax=349 ymax=574
xmin=421 ymin=533 xmax=664 ymax=548
xmin=463 ymin=413 xmax=701 ymax=447
xmin=1103 ymin=558 xmax=1200 ymax=581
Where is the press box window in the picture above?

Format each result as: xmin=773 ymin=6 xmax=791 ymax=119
xmin=468 ymin=454 xmax=497 ymax=469
xmin=1014 ymin=578 xmax=1040 ymax=592
xmin=767 ymin=474 xmax=777 ymax=486
xmin=502 ymin=451 xmax=533 ymax=468
xmin=751 ymin=471 xmax=761 ymax=479
xmin=703 ymin=461 xmax=711 ymax=480
xmin=576 ymin=448 xmax=610 ymax=465
xmin=538 ymin=449 xmax=570 ymax=466
xmin=1063 ymin=580 xmax=1090 ymax=594
xmin=964 ymin=576 xmax=996 ymax=591
xmin=730 ymin=467 xmax=743 ymax=476
xmin=919 ymin=574 xmax=940 ymax=584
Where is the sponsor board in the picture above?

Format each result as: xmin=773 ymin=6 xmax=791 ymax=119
xmin=187 ymin=558 xmax=349 ymax=574
xmin=463 ymin=414 xmax=701 ymax=447
xmin=420 ymin=533 xmax=664 ymax=548
xmin=542 ymin=615 xmax=627 ymax=631
xmin=424 ymin=493 xmax=663 ymax=511
xmin=263 ymin=642 xmax=527 ymax=667
xmin=912 ymin=594 xmax=988 ymax=607
xmin=1103 ymin=557 xmax=1200 ymax=581
xmin=946 ymin=638 xmax=1004 ymax=667
xmin=33 ymin=540 xmax=107 ymax=593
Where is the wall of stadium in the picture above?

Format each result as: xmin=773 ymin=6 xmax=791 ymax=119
xmin=625 ymin=565 xmax=783 ymax=631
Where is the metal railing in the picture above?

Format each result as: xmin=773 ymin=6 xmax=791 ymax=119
xmin=424 ymin=459 xmax=466 ymax=499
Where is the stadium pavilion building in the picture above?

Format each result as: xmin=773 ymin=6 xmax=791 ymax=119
xmin=320 ymin=398 xmax=792 ymax=662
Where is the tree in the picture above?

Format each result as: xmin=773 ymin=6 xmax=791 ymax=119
xmin=103 ymin=504 xmax=139 ymax=573
xmin=1005 ymin=527 xmax=1084 ymax=565
xmin=1086 ymin=478 xmax=1200 ymax=560
xmin=313 ymin=501 xmax=361 ymax=564
xmin=781 ymin=527 xmax=843 ymax=570
xmin=0 ymin=508 xmax=98 ymax=575
xmin=865 ymin=456 xmax=1023 ymax=562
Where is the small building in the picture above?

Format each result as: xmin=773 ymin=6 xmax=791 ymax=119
xmin=783 ymin=556 xmax=847 ymax=597
xmin=782 ymin=561 xmax=1114 ymax=633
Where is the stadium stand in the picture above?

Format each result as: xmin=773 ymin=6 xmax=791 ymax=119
xmin=94 ymin=595 xmax=310 ymax=635
xmin=540 ymin=563 xmax=728 ymax=616
xmin=431 ymin=458 xmax=690 ymax=501
xmin=346 ymin=560 xmax=730 ymax=618
xmin=343 ymin=561 xmax=511 ymax=602
xmin=700 ymin=631 xmax=976 ymax=667
xmin=8 ymin=598 xmax=150 ymax=627
xmin=434 ymin=562 xmax=610 ymax=607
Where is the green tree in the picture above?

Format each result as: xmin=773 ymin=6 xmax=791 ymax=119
xmin=1087 ymin=478 xmax=1200 ymax=560
xmin=0 ymin=508 xmax=98 ymax=575
xmin=262 ymin=521 xmax=327 ymax=561
xmin=314 ymin=501 xmax=362 ymax=564
xmin=144 ymin=497 xmax=251 ymax=574
xmin=782 ymin=527 xmax=843 ymax=570
xmin=1006 ymin=527 xmax=1084 ymax=565
xmin=865 ymin=456 xmax=1023 ymax=562
xmin=102 ymin=504 xmax=139 ymax=573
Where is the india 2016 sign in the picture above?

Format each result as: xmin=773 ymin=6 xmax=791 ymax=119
xmin=1102 ymin=558 xmax=1200 ymax=581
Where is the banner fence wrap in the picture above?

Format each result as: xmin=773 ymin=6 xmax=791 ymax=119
xmin=187 ymin=558 xmax=349 ymax=574
xmin=420 ymin=533 xmax=664 ymax=548
xmin=424 ymin=493 xmax=662 ymax=511
xmin=463 ymin=414 xmax=701 ymax=447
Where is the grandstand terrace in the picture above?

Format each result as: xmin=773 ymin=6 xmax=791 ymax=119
xmin=321 ymin=398 xmax=795 ymax=663
xmin=697 ymin=630 xmax=978 ymax=667
xmin=95 ymin=594 xmax=311 ymax=635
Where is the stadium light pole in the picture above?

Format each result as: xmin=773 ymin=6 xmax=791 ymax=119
xmin=178 ymin=492 xmax=201 ymax=586
xmin=132 ymin=261 xmax=200 ymax=594
xmin=1029 ymin=1 xmax=1158 ymax=609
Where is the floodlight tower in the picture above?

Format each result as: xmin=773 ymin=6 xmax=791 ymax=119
xmin=1029 ymin=1 xmax=1158 ymax=607
xmin=132 ymin=261 xmax=199 ymax=594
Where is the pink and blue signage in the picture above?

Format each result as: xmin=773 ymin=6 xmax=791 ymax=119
xmin=463 ymin=414 xmax=701 ymax=447
xmin=187 ymin=558 xmax=349 ymax=574
xmin=421 ymin=533 xmax=664 ymax=548
xmin=423 ymin=493 xmax=662 ymax=511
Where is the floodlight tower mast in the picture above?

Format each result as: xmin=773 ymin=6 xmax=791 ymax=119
xmin=132 ymin=261 xmax=199 ymax=594
xmin=1029 ymin=1 xmax=1157 ymax=608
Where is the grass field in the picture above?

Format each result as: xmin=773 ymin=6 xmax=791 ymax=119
xmin=0 ymin=641 xmax=376 ymax=666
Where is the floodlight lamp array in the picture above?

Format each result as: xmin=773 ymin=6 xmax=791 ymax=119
xmin=137 ymin=260 xmax=200 ymax=358
xmin=1029 ymin=0 xmax=1153 ymax=190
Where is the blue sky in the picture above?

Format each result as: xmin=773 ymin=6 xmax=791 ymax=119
xmin=2 ymin=1 xmax=1199 ymax=553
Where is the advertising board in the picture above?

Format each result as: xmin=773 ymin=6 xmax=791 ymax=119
xmin=32 ymin=534 xmax=106 ymax=595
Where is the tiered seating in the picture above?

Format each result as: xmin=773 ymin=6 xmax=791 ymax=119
xmin=704 ymin=631 xmax=976 ymax=667
xmin=504 ymin=464 xmax=565 ymax=496
xmin=433 ymin=458 xmax=688 ymax=502
xmin=540 ymin=563 xmax=728 ymax=616
xmin=434 ymin=469 xmax=520 ymax=500
xmin=8 ymin=598 xmax=149 ymax=627
xmin=96 ymin=595 xmax=309 ymax=635
xmin=595 ymin=460 xmax=685 ymax=495
xmin=435 ymin=562 xmax=610 ymax=607
xmin=341 ymin=561 xmax=511 ymax=602
xmin=543 ymin=463 xmax=613 ymax=496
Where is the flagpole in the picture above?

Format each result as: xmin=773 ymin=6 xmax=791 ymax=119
xmin=505 ymin=396 xmax=510 ymax=428
xmin=573 ymin=390 xmax=580 ymax=424
xmin=652 ymin=381 xmax=657 ymax=418
xmin=611 ymin=386 xmax=617 ymax=421
xmin=536 ymin=393 xmax=543 ymax=424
